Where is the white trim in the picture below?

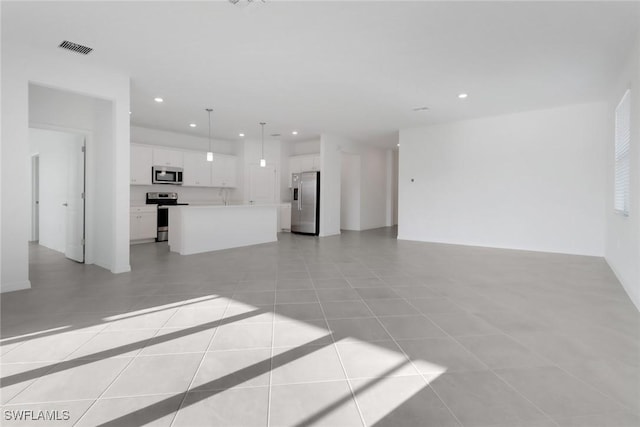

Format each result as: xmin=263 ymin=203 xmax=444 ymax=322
xmin=1 ymin=280 xmax=31 ymax=293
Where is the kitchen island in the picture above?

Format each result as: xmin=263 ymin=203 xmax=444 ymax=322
xmin=168 ymin=204 xmax=278 ymax=255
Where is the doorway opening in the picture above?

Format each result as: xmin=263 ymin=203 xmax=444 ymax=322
xmin=29 ymin=128 xmax=86 ymax=263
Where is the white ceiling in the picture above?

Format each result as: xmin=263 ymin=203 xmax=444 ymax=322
xmin=3 ymin=1 xmax=639 ymax=147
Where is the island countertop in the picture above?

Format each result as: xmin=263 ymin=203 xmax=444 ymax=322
xmin=168 ymin=203 xmax=288 ymax=209
xmin=168 ymin=204 xmax=278 ymax=255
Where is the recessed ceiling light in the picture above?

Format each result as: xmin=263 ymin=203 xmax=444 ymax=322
xmin=397 ymin=143 xmax=400 ymax=147
xmin=189 ymin=123 xmax=197 ymax=128
xmin=154 ymin=97 xmax=164 ymax=103
xmin=458 ymin=93 xmax=468 ymax=99
xmin=129 ymin=111 xmax=132 ymax=115
xmin=239 ymin=133 xmax=245 ymax=137
xmin=412 ymin=106 xmax=429 ymax=112
xmin=292 ymin=131 xmax=298 ymax=135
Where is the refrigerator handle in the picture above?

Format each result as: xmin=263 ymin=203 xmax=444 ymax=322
xmin=298 ymin=181 xmax=302 ymax=211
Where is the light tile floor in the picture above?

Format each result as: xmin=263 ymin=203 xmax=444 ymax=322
xmin=1 ymin=228 xmax=639 ymax=426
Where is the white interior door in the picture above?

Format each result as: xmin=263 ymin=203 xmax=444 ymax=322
xmin=64 ymin=136 xmax=85 ymax=262
xmin=248 ymin=164 xmax=276 ymax=204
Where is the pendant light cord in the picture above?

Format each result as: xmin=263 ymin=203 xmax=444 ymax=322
xmin=260 ymin=122 xmax=266 ymax=159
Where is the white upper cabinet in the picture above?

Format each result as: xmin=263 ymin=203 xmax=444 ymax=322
xmin=153 ymin=147 xmax=184 ymax=168
xmin=130 ymin=143 xmax=236 ymax=188
xmin=211 ymin=154 xmax=237 ymax=187
xmin=288 ymin=154 xmax=320 ymax=186
xmin=183 ymin=151 xmax=212 ymax=187
xmin=130 ymin=144 xmax=153 ymax=185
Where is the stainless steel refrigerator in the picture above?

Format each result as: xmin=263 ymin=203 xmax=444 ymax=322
xmin=291 ymin=171 xmax=320 ymax=235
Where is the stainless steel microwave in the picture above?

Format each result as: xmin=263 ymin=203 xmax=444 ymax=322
xmin=152 ymin=166 xmax=183 ymax=185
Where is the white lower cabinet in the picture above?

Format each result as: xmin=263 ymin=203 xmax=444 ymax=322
xmin=130 ymin=206 xmax=157 ymax=241
xmin=279 ymin=204 xmax=291 ymax=231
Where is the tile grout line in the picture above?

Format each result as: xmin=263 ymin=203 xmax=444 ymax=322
xmin=309 ymin=262 xmax=368 ymax=427
xmin=356 ymin=293 xmax=466 ymax=427
xmin=401 ymin=291 xmax=561 ymax=427
xmin=491 ymin=325 xmax=640 ymax=416
xmin=265 ymin=269 xmax=279 ymax=427
xmin=71 ymin=300 xmax=190 ymax=427
xmin=3 ymin=330 xmax=104 ymax=407
xmin=414 ymin=277 xmax=639 ymax=415
xmin=167 ymin=292 xmax=235 ymax=427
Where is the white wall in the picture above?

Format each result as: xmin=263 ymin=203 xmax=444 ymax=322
xmin=29 ymin=129 xmax=84 ymax=252
xmin=340 ymin=153 xmax=361 ymax=230
xmin=130 ymin=186 xmax=237 ymax=206
xmin=291 ymin=139 xmax=320 ymax=155
xmin=131 ymin=126 xmax=237 ymax=155
xmin=605 ymin=35 xmax=640 ymax=310
xmin=1 ymin=41 xmax=130 ymax=292
xmin=399 ymin=102 xmax=608 ymax=256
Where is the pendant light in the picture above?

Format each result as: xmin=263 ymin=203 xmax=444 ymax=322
xmin=206 ymin=108 xmax=213 ymax=162
xmin=259 ymin=122 xmax=266 ymax=167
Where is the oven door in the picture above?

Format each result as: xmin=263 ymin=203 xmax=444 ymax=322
xmin=152 ymin=166 xmax=183 ymax=185
xmin=157 ymin=206 xmax=169 ymax=241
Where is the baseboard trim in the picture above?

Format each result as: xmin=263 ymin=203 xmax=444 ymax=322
xmin=1 ymin=280 xmax=31 ymax=293
xmin=605 ymin=258 xmax=640 ymax=312
xmin=111 ymin=264 xmax=131 ymax=274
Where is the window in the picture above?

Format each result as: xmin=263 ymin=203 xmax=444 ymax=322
xmin=615 ymin=89 xmax=631 ymax=216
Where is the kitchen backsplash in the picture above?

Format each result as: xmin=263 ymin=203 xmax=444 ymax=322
xmin=130 ymin=185 xmax=241 ymax=205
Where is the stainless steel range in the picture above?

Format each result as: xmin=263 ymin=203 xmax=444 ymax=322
xmin=145 ymin=192 xmax=188 ymax=242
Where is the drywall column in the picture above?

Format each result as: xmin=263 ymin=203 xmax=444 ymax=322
xmin=1 ymin=45 xmax=30 ymax=292
xmin=340 ymin=153 xmax=361 ymax=230
xmin=392 ymin=149 xmax=399 ymax=226
xmin=385 ymin=149 xmax=393 ymax=227
xmin=319 ymin=134 xmax=343 ymax=236
xmin=606 ymin=35 xmax=640 ymax=310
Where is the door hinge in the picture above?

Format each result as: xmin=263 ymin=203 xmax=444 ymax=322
xmin=81 ymin=238 xmax=85 ymax=245
xmin=81 ymin=192 xmax=85 ymax=199
xmin=81 ymin=146 xmax=86 ymax=153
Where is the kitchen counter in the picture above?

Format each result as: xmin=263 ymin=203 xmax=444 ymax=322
xmin=167 ymin=204 xmax=278 ymax=255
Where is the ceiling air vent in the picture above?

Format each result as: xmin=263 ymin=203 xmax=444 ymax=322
xmin=58 ymin=40 xmax=93 ymax=55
